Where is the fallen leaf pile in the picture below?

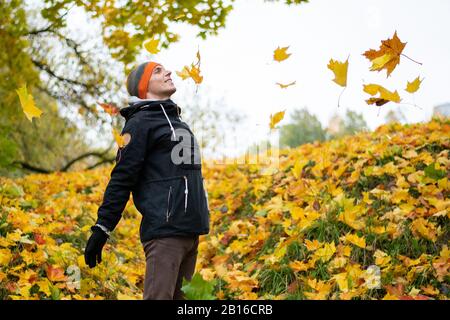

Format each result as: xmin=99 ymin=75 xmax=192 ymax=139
xmin=0 ymin=118 xmax=448 ymax=300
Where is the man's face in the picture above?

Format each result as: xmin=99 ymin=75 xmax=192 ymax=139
xmin=147 ymin=64 xmax=176 ymax=99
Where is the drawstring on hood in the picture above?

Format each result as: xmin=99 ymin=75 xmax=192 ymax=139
xmin=120 ymin=96 xmax=182 ymax=140
xmin=159 ymin=103 xmax=177 ymax=140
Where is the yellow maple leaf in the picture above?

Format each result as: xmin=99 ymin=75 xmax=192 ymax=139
xmin=305 ymin=278 xmax=332 ymax=300
xmin=16 ymin=84 xmax=43 ymax=122
xmin=117 ymin=292 xmax=138 ymax=300
xmin=291 ymin=159 xmax=307 ymax=179
xmin=273 ymin=46 xmax=291 ymax=62
xmin=176 ymin=66 xmax=191 ymax=80
xmin=289 ymin=260 xmax=310 ymax=272
xmin=176 ymin=49 xmax=203 ymax=84
xmin=374 ymin=250 xmax=391 ymax=267
xmin=363 ymin=31 xmax=407 ymax=77
xmin=328 ymin=57 xmax=349 ymax=87
xmin=143 ymin=37 xmax=160 ymax=54
xmin=342 ymin=233 xmax=366 ymax=248
xmin=383 ymin=293 xmax=399 ymax=300
xmin=36 ymin=279 xmax=52 ymax=297
xmin=269 ymin=110 xmax=286 ymax=130
xmin=440 ymin=245 xmax=449 ymax=259
xmin=337 ymin=198 xmax=366 ymax=230
xmin=410 ymin=218 xmax=437 ymax=242
xmin=276 ymin=81 xmax=296 ymax=89
xmin=370 ymin=53 xmax=394 ymax=71
xmin=305 ymin=239 xmax=321 ymax=251
xmin=196 ymin=48 xmax=201 ymax=63
xmin=314 ymin=242 xmax=336 ymax=262
xmin=405 ymin=76 xmax=423 ymax=93
xmin=273 ymin=243 xmax=288 ymax=260
xmin=0 ymin=248 xmax=12 ymax=265
xmin=188 ymin=63 xmax=203 ymax=84
xmin=113 ymin=128 xmax=125 ymax=148
xmin=333 ymin=272 xmax=349 ymax=292
xmin=421 ymin=285 xmax=439 ymax=296
xmin=363 ymin=83 xmax=401 ymax=106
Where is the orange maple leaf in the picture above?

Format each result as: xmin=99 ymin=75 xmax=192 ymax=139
xmin=46 ymin=265 xmax=67 ymax=282
xmin=363 ymin=31 xmax=407 ymax=77
xmin=98 ymin=102 xmax=119 ymax=116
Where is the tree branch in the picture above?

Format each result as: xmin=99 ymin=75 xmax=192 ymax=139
xmin=12 ymin=143 xmax=116 ymax=174
xmin=61 ymin=147 xmax=114 ymax=172
xmin=31 ymin=58 xmax=90 ymax=89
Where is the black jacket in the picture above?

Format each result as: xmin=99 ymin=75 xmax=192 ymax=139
xmin=95 ymin=97 xmax=210 ymax=243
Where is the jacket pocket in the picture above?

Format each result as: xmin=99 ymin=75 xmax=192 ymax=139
xmin=143 ymin=175 xmax=189 ymax=226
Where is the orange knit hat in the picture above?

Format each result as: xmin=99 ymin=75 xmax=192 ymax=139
xmin=126 ymin=61 xmax=161 ymax=99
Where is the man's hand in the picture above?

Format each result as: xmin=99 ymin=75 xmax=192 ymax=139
xmin=84 ymin=226 xmax=109 ymax=268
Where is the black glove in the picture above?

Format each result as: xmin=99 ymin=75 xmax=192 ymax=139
xmin=84 ymin=226 xmax=109 ymax=268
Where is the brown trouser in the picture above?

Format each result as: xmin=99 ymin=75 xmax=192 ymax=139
xmin=142 ymin=235 xmax=199 ymax=300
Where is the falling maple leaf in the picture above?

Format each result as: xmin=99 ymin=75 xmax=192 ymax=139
xmin=273 ymin=46 xmax=291 ymax=62
xmin=143 ymin=37 xmax=160 ymax=54
xmin=176 ymin=66 xmax=191 ymax=80
xmin=196 ymin=49 xmax=201 ymax=64
xmin=363 ymin=83 xmax=401 ymax=106
xmin=98 ymin=101 xmax=119 ymax=116
xmin=188 ymin=63 xmax=203 ymax=84
xmin=270 ymin=110 xmax=286 ymax=130
xmin=276 ymin=81 xmax=296 ymax=89
xmin=15 ymin=84 xmax=43 ymax=122
xmin=405 ymin=76 xmax=423 ymax=93
xmin=176 ymin=48 xmax=203 ymax=85
xmin=363 ymin=31 xmax=407 ymax=77
xmin=328 ymin=57 xmax=349 ymax=87
xmin=113 ymin=128 xmax=125 ymax=148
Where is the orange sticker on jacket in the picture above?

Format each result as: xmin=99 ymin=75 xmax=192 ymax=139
xmin=122 ymin=133 xmax=131 ymax=146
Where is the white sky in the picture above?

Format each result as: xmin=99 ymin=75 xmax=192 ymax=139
xmin=66 ymin=0 xmax=450 ymax=158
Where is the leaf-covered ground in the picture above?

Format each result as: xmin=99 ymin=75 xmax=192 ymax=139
xmin=0 ymin=118 xmax=448 ymax=300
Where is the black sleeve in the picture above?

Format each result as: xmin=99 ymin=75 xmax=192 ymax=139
xmin=95 ymin=117 xmax=151 ymax=231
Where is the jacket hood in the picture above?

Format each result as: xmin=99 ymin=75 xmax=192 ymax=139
xmin=120 ymin=96 xmax=182 ymax=121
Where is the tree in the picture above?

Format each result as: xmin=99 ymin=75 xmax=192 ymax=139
xmin=279 ymin=108 xmax=326 ymax=148
xmin=0 ymin=0 xmax=309 ymax=176
xmin=2 ymin=0 xmax=309 ymax=118
xmin=326 ymin=109 xmax=368 ymax=140
xmin=385 ymin=109 xmax=406 ymax=124
xmin=0 ymin=89 xmax=113 ymax=178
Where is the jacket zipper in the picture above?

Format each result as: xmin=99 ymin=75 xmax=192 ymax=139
xmin=184 ymin=175 xmax=188 ymax=214
xmin=166 ymin=186 xmax=172 ymax=222
xmin=202 ymin=178 xmax=210 ymax=211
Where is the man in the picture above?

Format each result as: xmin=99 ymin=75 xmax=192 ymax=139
xmin=84 ymin=61 xmax=210 ymax=300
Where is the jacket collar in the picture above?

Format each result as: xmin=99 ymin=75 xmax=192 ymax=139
xmin=120 ymin=96 xmax=182 ymax=121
